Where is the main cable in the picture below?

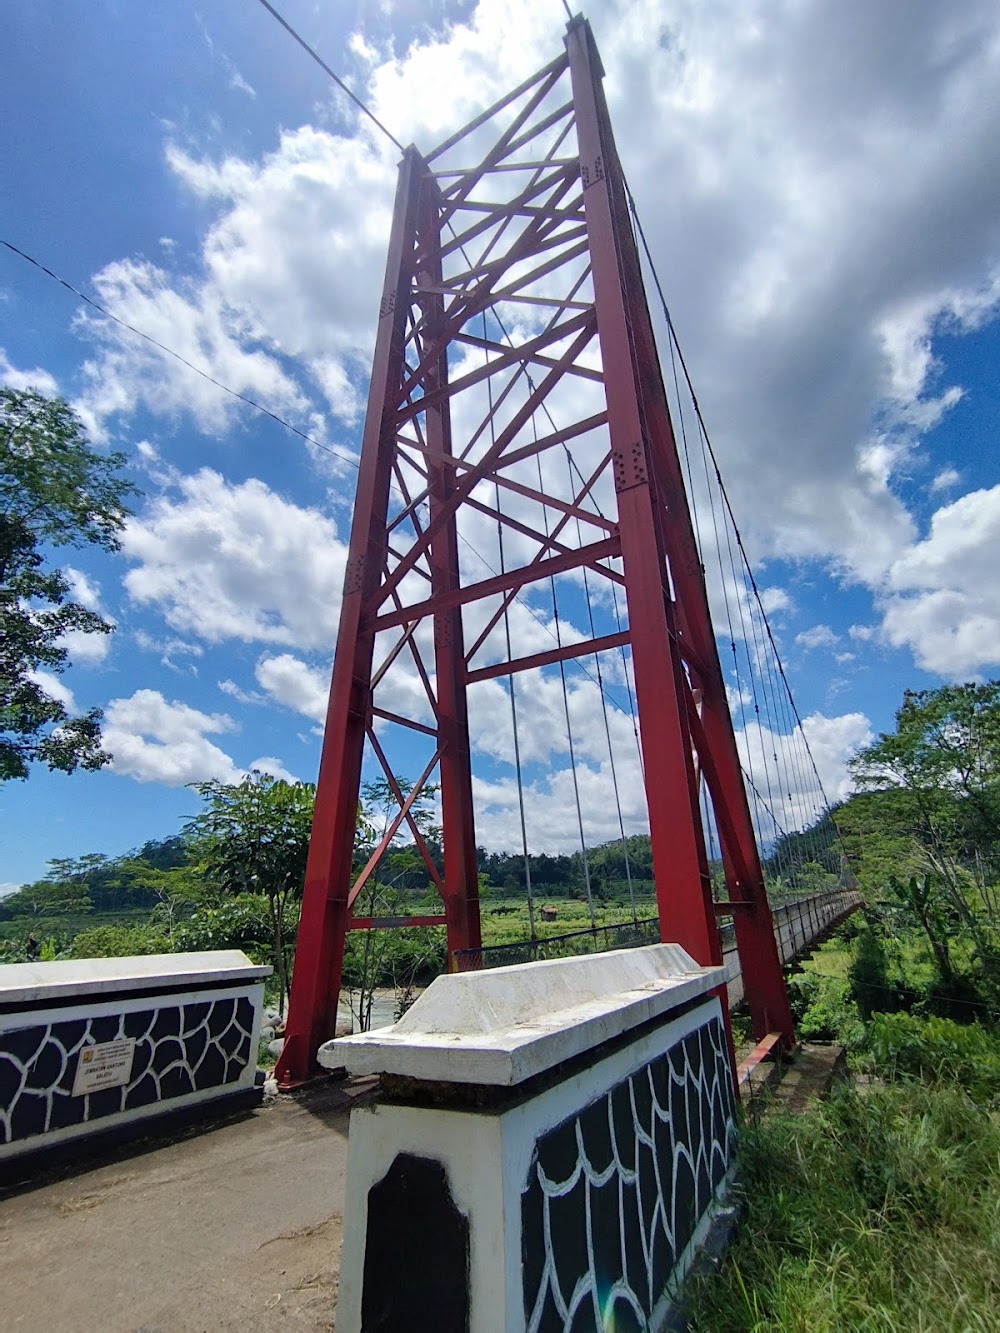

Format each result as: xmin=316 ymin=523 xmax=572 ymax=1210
xmin=623 ymin=178 xmax=837 ymax=818
xmin=253 ymin=0 xmax=405 ymax=152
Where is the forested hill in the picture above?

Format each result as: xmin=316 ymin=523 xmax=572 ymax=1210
xmin=0 ymin=836 xmax=188 ymax=921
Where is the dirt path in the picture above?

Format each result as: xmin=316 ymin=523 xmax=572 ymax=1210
xmin=0 ymin=1079 xmax=372 ymax=1332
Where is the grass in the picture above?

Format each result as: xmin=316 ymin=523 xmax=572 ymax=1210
xmin=685 ymin=1079 xmax=1000 ymax=1331
xmin=478 ymin=895 xmax=657 ymax=948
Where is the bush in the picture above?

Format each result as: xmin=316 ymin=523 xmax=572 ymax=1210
xmin=173 ymin=894 xmax=290 ymax=965
xmin=786 ymin=968 xmax=864 ymax=1046
xmin=68 ymin=923 xmax=169 ymax=958
xmin=864 ymin=1011 xmax=1000 ymax=1105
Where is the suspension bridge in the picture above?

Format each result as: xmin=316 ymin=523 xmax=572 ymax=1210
xmin=0 ymin=10 xmax=874 ymax=1329
xmin=274 ymin=10 xmax=861 ymax=1092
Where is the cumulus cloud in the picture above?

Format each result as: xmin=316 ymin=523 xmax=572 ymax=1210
xmin=0 ymin=348 xmax=59 ymax=397
xmin=254 ymin=653 xmax=330 ymax=724
xmin=930 ymin=467 xmax=962 ymax=493
xmin=58 ymin=568 xmax=114 ymax=666
xmin=28 ymin=670 xmax=76 ymax=713
xmin=70 ymin=0 xmax=1000 ymax=683
xmin=795 ymin=624 xmax=839 ymax=651
xmin=880 ymin=485 xmax=1000 ymax=677
xmin=249 ymin=755 xmax=298 ymax=782
xmin=102 ymin=689 xmax=242 ymax=786
xmin=122 ymin=469 xmax=349 ymax=649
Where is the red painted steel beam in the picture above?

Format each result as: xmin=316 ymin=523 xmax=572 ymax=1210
xmin=368 ymin=535 xmax=621 ymax=633
xmin=275 ymin=149 xmax=425 ymax=1088
xmin=566 ymin=16 xmax=793 ymax=1054
xmin=279 ymin=21 xmax=795 ymax=1088
xmin=569 ymin=17 xmax=794 ymax=1046
xmin=348 ymin=916 xmax=449 ymax=930
xmin=417 ymin=177 xmax=482 ymax=965
xmin=465 ymin=630 xmax=631 ymax=685
xmin=567 ymin=22 xmax=718 ymax=969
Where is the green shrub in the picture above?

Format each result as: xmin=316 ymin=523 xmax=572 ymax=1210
xmin=865 ymin=1011 xmax=1000 ymax=1104
xmin=786 ymin=968 xmax=864 ymax=1046
xmin=173 ymin=894 xmax=286 ymax=964
xmin=68 ymin=923 xmax=169 ymax=958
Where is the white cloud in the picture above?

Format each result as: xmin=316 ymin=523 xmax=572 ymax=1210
xmin=134 ymin=629 xmax=203 ymax=672
xmin=735 ymin=708 xmax=872 ymax=834
xmin=848 ymin=624 xmax=876 ymax=642
xmin=254 ymin=653 xmax=330 ymax=725
xmin=56 ymin=1 xmax=1000 ymax=689
xmin=28 ymin=670 xmax=76 ymax=713
xmin=758 ymin=587 xmax=792 ymax=617
xmin=57 ymin=567 xmax=114 ymax=666
xmin=59 ymin=628 xmax=111 ymax=666
xmin=249 ymin=755 xmax=297 ymax=782
xmin=122 ymin=469 xmax=349 ymax=649
xmin=63 ymin=567 xmax=104 ymax=613
xmin=0 ymin=348 xmax=58 ymax=396
xmin=218 ymin=678 xmax=265 ymax=705
xmin=930 ymin=467 xmax=962 ymax=493
xmin=102 ymin=689 xmax=242 ymax=786
xmin=800 ymin=710 xmax=873 ymax=804
xmin=795 ymin=624 xmax=839 ymax=651
xmin=880 ymin=485 xmax=1000 ymax=676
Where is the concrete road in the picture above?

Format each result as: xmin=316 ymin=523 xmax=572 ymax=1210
xmin=0 ymin=1079 xmax=371 ymax=1332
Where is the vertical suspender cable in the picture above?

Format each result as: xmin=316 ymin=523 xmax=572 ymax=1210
xmin=482 ymin=312 xmax=537 ymax=940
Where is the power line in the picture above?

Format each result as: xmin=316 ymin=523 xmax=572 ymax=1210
xmin=1 ymin=238 xmax=359 ymax=472
xmin=253 ymin=0 xmax=404 ymax=152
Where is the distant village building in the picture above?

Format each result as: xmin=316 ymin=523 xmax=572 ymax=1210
xmin=540 ymin=905 xmax=558 ymax=922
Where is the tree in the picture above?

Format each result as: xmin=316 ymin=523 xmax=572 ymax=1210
xmin=343 ymin=778 xmax=444 ymax=1031
xmin=851 ymin=683 xmax=1000 ymax=873
xmin=186 ymin=773 xmax=316 ymax=1013
xmin=845 ymin=682 xmax=1000 ymax=1005
xmin=1 ymin=387 xmax=137 ymax=780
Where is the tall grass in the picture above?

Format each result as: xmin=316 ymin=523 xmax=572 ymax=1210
xmin=686 ymin=1081 xmax=1000 ymax=1331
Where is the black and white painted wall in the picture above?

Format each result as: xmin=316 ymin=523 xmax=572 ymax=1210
xmin=325 ymin=943 xmax=736 ymax=1332
xmin=0 ymin=952 xmax=270 ymax=1165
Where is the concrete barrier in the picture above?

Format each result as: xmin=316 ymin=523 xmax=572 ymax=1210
xmin=0 ymin=951 xmax=270 ymax=1170
xmin=324 ymin=944 xmax=736 ymax=1332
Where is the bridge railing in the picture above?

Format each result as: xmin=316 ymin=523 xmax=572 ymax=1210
xmin=453 ymin=915 xmax=661 ymax=972
xmin=454 ymin=888 xmax=863 ymax=984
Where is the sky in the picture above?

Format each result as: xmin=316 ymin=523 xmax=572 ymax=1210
xmin=1 ymin=0 xmax=999 ymax=892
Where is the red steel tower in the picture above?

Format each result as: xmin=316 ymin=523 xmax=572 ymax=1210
xmin=276 ymin=16 xmax=794 ymax=1087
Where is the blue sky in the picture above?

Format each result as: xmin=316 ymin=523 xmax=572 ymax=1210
xmin=2 ymin=0 xmax=999 ymax=890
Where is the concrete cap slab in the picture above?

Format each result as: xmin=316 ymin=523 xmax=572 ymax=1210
xmin=320 ymin=943 xmax=731 ymax=1087
xmin=0 ymin=951 xmax=272 ymax=1005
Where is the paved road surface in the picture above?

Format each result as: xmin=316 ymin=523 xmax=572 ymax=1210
xmin=0 ymin=1079 xmax=371 ymax=1332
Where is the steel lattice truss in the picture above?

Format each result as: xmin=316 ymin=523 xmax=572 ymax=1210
xmin=277 ymin=18 xmax=794 ymax=1086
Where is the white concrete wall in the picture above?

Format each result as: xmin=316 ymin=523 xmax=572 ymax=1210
xmin=0 ymin=953 xmax=269 ymax=1162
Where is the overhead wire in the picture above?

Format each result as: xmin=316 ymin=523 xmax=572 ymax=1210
xmin=1 ymin=240 xmax=359 ymax=471
xmin=623 ymin=181 xmax=837 ymax=823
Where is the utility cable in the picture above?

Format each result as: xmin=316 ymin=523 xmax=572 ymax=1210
xmin=1 ymin=239 xmax=359 ymax=472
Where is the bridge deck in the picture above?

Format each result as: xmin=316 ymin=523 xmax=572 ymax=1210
xmin=0 ymin=1079 xmax=366 ymax=1332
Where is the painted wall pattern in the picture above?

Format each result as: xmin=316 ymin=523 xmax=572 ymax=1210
xmin=521 ymin=1014 xmax=736 ymax=1332
xmin=0 ymin=992 xmax=256 ymax=1148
